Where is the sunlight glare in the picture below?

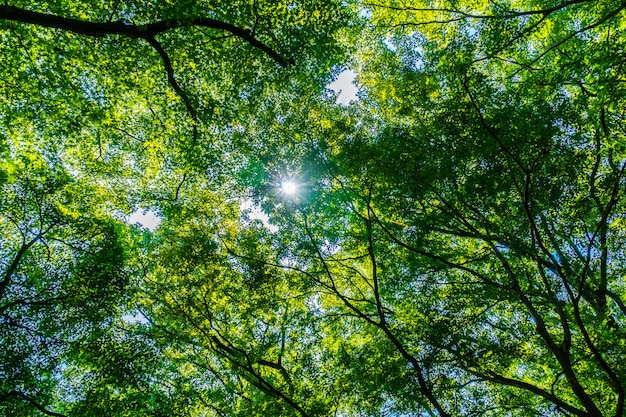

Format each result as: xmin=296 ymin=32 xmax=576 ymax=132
xmin=281 ymin=180 xmax=298 ymax=195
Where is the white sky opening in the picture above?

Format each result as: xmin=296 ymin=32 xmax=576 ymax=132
xmin=128 ymin=209 xmax=161 ymax=231
xmin=121 ymin=310 xmax=149 ymax=325
xmin=327 ymin=69 xmax=359 ymax=105
xmin=240 ymin=198 xmax=278 ymax=232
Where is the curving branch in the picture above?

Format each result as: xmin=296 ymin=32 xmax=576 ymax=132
xmin=161 ymin=286 xmax=311 ymax=417
xmin=0 ymin=5 xmax=290 ymax=201
xmin=302 ymin=210 xmax=451 ymax=417
xmin=0 ymin=5 xmax=289 ymax=66
xmin=473 ymin=371 xmax=587 ymax=416
xmin=145 ymin=37 xmax=197 ymax=119
xmin=0 ymin=391 xmax=67 ymax=417
xmin=364 ymin=0 xmax=593 ymax=20
xmin=517 ymin=2 xmax=626 ymax=71
xmin=0 ymin=228 xmax=51 ymax=303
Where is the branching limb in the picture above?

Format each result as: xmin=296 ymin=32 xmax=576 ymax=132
xmin=364 ymin=0 xmax=593 ymax=20
xmin=144 ymin=36 xmax=197 ymax=120
xmin=0 ymin=391 xmax=67 ymax=417
xmin=0 ymin=5 xmax=289 ymax=66
xmin=462 ymin=77 xmax=528 ymax=173
xmin=476 ymin=371 xmax=587 ymax=416
xmin=0 ymin=226 xmax=53 ymax=302
xmin=0 ymin=5 xmax=292 ymax=202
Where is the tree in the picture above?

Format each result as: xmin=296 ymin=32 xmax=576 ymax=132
xmin=0 ymin=1 xmax=349 ymax=415
xmin=2 ymin=0 xmax=626 ymax=416
xmin=0 ymin=144 xmax=132 ymax=416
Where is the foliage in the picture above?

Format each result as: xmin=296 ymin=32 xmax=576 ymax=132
xmin=1 ymin=0 xmax=626 ymax=416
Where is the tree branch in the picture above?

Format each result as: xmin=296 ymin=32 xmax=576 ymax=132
xmin=478 ymin=372 xmax=587 ymax=416
xmin=364 ymin=0 xmax=593 ymax=20
xmin=0 ymin=5 xmax=289 ymax=66
xmin=0 ymin=391 xmax=67 ymax=417
xmin=0 ymin=231 xmax=45 ymax=302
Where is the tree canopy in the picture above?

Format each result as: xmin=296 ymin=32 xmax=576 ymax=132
xmin=1 ymin=1 xmax=625 ymax=416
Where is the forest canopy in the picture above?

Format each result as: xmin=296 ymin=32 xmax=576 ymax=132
xmin=1 ymin=1 xmax=625 ymax=416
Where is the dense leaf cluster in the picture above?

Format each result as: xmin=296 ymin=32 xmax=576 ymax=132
xmin=1 ymin=1 xmax=625 ymax=416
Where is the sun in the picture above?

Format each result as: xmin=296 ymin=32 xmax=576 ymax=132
xmin=281 ymin=180 xmax=298 ymax=195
